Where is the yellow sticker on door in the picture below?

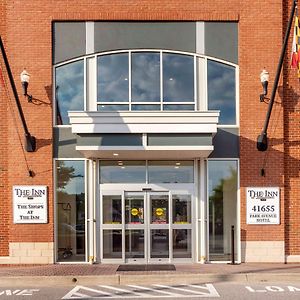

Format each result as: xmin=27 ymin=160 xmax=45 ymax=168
xmin=131 ymin=208 xmax=139 ymax=216
xmin=156 ymin=208 xmax=164 ymax=216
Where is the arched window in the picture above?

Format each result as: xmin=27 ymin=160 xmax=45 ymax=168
xmin=54 ymin=50 xmax=238 ymax=126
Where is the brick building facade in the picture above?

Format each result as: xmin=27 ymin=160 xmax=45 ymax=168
xmin=0 ymin=0 xmax=299 ymax=264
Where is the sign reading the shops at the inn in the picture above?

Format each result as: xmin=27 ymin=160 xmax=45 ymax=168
xmin=13 ymin=186 xmax=48 ymax=224
xmin=246 ymin=187 xmax=280 ymax=225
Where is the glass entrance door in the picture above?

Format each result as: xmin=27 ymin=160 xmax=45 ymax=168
xmin=100 ymin=189 xmax=193 ymax=263
xmin=125 ymin=191 xmax=170 ymax=263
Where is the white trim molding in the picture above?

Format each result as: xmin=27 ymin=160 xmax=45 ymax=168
xmin=68 ymin=111 xmax=219 ymax=134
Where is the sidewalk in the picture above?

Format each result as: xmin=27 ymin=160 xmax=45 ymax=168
xmin=0 ymin=263 xmax=299 ymax=286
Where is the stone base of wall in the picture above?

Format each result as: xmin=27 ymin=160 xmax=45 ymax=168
xmin=241 ymin=241 xmax=284 ymax=263
xmin=0 ymin=242 xmax=54 ymax=264
xmin=285 ymin=255 xmax=300 ymax=263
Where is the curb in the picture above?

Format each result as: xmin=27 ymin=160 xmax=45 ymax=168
xmin=0 ymin=273 xmax=300 ymax=286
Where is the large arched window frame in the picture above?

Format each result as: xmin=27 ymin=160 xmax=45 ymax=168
xmin=54 ymin=49 xmax=239 ymax=127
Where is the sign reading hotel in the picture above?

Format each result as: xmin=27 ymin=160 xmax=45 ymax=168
xmin=246 ymin=187 xmax=280 ymax=225
xmin=13 ymin=186 xmax=48 ymax=224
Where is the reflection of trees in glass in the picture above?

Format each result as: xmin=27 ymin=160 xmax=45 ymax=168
xmin=56 ymin=161 xmax=85 ymax=261
xmin=209 ymin=167 xmax=237 ymax=235
xmin=57 ymin=161 xmax=76 ymax=190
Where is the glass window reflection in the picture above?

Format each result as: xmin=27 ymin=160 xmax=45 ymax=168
xmin=131 ymin=104 xmax=161 ymax=111
xmin=132 ymin=52 xmax=160 ymax=102
xmin=55 ymin=60 xmax=84 ymax=125
xmin=207 ymin=60 xmax=236 ymax=124
xmin=100 ymin=161 xmax=146 ymax=183
xmin=173 ymin=194 xmax=191 ymax=224
xmin=103 ymin=230 xmax=122 ymax=259
xmin=173 ymin=229 xmax=192 ymax=258
xmin=97 ymin=53 xmax=129 ymax=102
xmin=56 ymin=160 xmax=85 ymax=262
xmin=163 ymin=104 xmax=194 ymax=111
xmin=103 ymin=195 xmax=122 ymax=224
xmin=163 ymin=54 xmax=194 ymax=102
xmin=208 ymin=160 xmax=238 ymax=261
xmin=148 ymin=161 xmax=194 ymax=183
xmin=97 ymin=104 xmax=129 ymax=111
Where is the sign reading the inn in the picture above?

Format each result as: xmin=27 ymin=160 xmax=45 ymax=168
xmin=246 ymin=187 xmax=280 ymax=225
xmin=13 ymin=186 xmax=48 ymax=224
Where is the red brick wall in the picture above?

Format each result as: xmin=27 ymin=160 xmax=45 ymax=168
xmin=0 ymin=0 xmax=9 ymax=256
xmin=283 ymin=0 xmax=300 ymax=256
xmin=1 ymin=0 xmax=297 ymax=257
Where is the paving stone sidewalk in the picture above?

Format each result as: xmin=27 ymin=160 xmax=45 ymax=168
xmin=0 ymin=263 xmax=299 ymax=286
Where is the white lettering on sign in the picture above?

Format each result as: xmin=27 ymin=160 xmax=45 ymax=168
xmin=246 ymin=187 xmax=280 ymax=224
xmin=13 ymin=186 xmax=48 ymax=224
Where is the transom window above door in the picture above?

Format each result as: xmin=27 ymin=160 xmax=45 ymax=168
xmin=54 ymin=50 xmax=238 ymax=125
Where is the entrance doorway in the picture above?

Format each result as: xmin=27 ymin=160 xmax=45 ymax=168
xmin=100 ymin=189 xmax=193 ymax=263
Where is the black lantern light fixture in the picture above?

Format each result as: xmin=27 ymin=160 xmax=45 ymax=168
xmin=259 ymin=68 xmax=269 ymax=102
xmin=257 ymin=0 xmax=297 ymax=152
xmin=20 ymin=68 xmax=33 ymax=102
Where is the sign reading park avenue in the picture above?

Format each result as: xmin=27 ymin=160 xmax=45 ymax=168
xmin=13 ymin=186 xmax=48 ymax=224
xmin=246 ymin=187 xmax=280 ymax=225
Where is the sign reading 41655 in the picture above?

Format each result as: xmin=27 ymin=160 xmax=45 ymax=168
xmin=246 ymin=187 xmax=280 ymax=225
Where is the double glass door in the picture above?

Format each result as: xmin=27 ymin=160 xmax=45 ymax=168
xmin=101 ymin=190 xmax=192 ymax=263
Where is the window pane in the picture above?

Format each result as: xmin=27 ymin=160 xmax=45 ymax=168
xmin=163 ymin=54 xmax=194 ymax=102
xmin=207 ymin=60 xmax=236 ymax=125
xmin=125 ymin=194 xmax=144 ymax=224
xmin=131 ymin=104 xmax=160 ymax=111
xmin=132 ymin=52 xmax=160 ymax=102
xmin=173 ymin=229 xmax=192 ymax=258
xmin=163 ymin=104 xmax=194 ymax=111
xmin=125 ymin=230 xmax=145 ymax=259
xmin=100 ymin=161 xmax=146 ymax=183
xmin=55 ymin=60 xmax=84 ymax=125
xmin=103 ymin=230 xmax=122 ymax=259
xmin=97 ymin=104 xmax=129 ymax=111
xmin=208 ymin=160 xmax=238 ymax=261
xmin=148 ymin=161 xmax=194 ymax=183
xmin=56 ymin=160 xmax=85 ymax=262
xmin=151 ymin=229 xmax=169 ymax=258
xmin=103 ymin=195 xmax=122 ymax=224
xmin=151 ymin=194 xmax=169 ymax=224
xmin=97 ymin=53 xmax=129 ymax=102
xmin=173 ymin=194 xmax=191 ymax=224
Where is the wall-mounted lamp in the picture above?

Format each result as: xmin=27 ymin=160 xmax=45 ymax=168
xmin=20 ymin=69 xmax=33 ymax=102
xmin=259 ymin=69 xmax=269 ymax=102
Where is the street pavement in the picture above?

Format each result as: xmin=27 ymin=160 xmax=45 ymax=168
xmin=0 ymin=263 xmax=299 ymax=287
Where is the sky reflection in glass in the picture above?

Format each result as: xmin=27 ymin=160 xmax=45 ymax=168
xmin=163 ymin=54 xmax=194 ymax=102
xmin=55 ymin=60 xmax=84 ymax=125
xmin=207 ymin=60 xmax=236 ymax=125
xmin=132 ymin=53 xmax=160 ymax=102
xmin=131 ymin=104 xmax=161 ymax=111
xmin=163 ymin=104 xmax=194 ymax=111
xmin=98 ymin=104 xmax=129 ymax=111
xmin=98 ymin=53 xmax=129 ymax=102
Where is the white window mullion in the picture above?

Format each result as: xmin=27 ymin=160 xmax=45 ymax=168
xmin=129 ymin=51 xmax=132 ymax=111
xmin=160 ymin=51 xmax=163 ymax=111
xmin=194 ymin=56 xmax=197 ymax=111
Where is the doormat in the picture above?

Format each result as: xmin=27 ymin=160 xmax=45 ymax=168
xmin=117 ymin=264 xmax=176 ymax=272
